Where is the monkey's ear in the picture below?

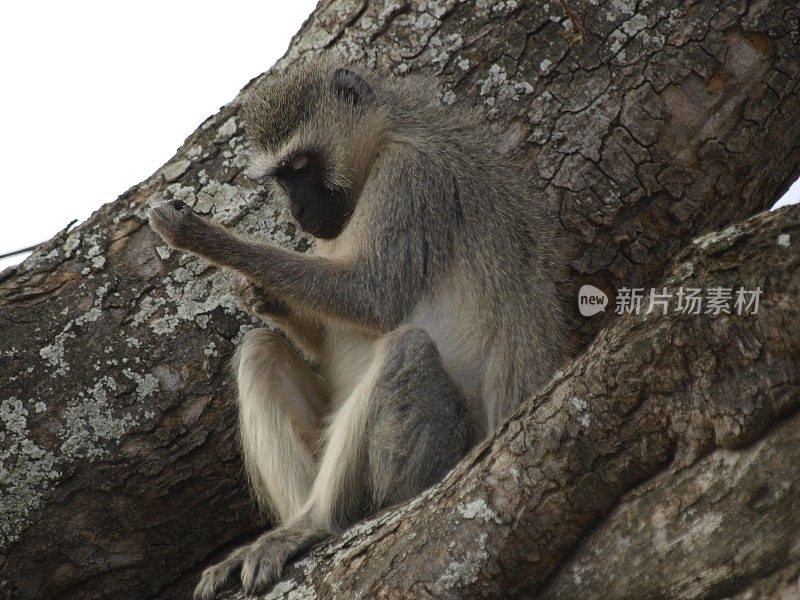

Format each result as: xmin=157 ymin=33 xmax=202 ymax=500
xmin=331 ymin=68 xmax=375 ymax=107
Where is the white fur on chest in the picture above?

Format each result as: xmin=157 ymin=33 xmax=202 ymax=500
xmin=409 ymin=277 xmax=484 ymax=401
xmin=316 ymin=232 xmax=485 ymax=415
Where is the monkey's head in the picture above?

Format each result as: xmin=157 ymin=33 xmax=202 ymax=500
xmin=242 ymin=59 xmax=389 ymax=240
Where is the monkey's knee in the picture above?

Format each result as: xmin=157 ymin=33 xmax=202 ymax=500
xmin=234 ymin=328 xmax=291 ymax=380
xmin=378 ymin=326 xmax=441 ymax=376
xmin=235 ymin=328 xmax=291 ymax=359
xmin=233 ymin=328 xmax=325 ymax=431
xmin=369 ymin=326 xmax=475 ymax=505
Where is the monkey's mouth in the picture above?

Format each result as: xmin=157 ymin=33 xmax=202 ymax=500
xmin=305 ymin=223 xmax=322 ymax=237
xmin=289 ymin=205 xmax=314 ymax=236
xmin=294 ymin=215 xmax=322 ymax=238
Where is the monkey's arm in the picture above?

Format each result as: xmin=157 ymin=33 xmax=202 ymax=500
xmin=149 ymin=201 xmax=419 ymax=332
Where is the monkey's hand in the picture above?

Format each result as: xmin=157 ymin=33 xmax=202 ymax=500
xmin=148 ymin=200 xmax=228 ymax=256
xmin=234 ymin=275 xmax=291 ymax=320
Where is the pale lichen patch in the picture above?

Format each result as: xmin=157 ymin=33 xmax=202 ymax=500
xmin=620 ymin=13 xmax=648 ymax=37
xmin=777 ymin=233 xmax=790 ymax=247
xmin=608 ymin=0 xmax=637 ymax=18
xmin=63 ymin=233 xmax=81 ymax=256
xmin=1 ymin=368 xmax=152 ymax=549
xmin=441 ymin=90 xmax=457 ymax=105
xmin=571 ymin=396 xmax=587 ymax=410
xmin=216 ymin=116 xmax=238 ymax=142
xmin=479 ymin=64 xmax=508 ymax=96
xmin=161 ymin=159 xmax=192 ymax=183
xmin=0 ymin=397 xmax=56 ymax=546
xmin=492 ymin=0 xmax=518 ymax=14
xmin=476 ymin=63 xmax=537 ymax=116
xmin=193 ymin=180 xmax=250 ymax=220
xmin=439 ymin=532 xmax=489 ymax=589
xmin=39 ymin=335 xmax=73 ymax=376
xmin=122 ymin=369 xmax=160 ymax=399
xmin=457 ymin=498 xmax=502 ymax=524
xmin=147 ymin=265 xmax=238 ymax=335
xmin=411 ymin=11 xmax=439 ymax=33
xmin=571 ymin=396 xmax=591 ymax=427
xmin=263 ymin=580 xmax=316 ymax=600
xmin=693 ymin=224 xmax=744 ymax=250
xmin=132 ymin=296 xmax=168 ymax=328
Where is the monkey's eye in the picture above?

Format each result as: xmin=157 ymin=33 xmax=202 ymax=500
xmin=275 ymin=152 xmax=313 ymax=183
xmin=289 ymin=153 xmax=309 ymax=173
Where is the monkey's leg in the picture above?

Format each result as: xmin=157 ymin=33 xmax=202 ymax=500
xmin=195 ymin=327 xmax=475 ymax=599
xmin=234 ymin=329 xmax=327 ymax=524
xmin=309 ymin=325 xmax=476 ymax=527
xmin=365 ymin=327 xmax=478 ymax=509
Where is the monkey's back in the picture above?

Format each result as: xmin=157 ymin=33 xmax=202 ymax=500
xmin=319 ymin=74 xmax=566 ymax=433
xmin=404 ymin=101 xmax=566 ymax=429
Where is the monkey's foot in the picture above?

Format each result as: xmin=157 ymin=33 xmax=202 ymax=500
xmin=194 ymin=523 xmax=327 ymax=600
xmin=192 ymin=544 xmax=247 ymax=600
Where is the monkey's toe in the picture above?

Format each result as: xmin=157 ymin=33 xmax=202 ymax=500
xmin=193 ymin=572 xmax=223 ymax=600
xmin=241 ymin=553 xmax=282 ymax=595
xmin=192 ymin=578 xmax=216 ymax=600
xmin=238 ymin=531 xmax=299 ymax=595
xmin=193 ymin=548 xmax=244 ymax=600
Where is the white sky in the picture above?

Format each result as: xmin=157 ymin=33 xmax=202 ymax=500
xmin=0 ymin=2 xmax=798 ymax=272
xmin=0 ymin=1 xmax=317 ymax=271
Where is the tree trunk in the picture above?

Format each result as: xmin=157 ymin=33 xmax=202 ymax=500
xmin=1 ymin=1 xmax=798 ymax=599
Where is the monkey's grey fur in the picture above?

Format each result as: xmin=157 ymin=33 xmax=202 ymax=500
xmin=149 ymin=56 xmax=565 ymax=599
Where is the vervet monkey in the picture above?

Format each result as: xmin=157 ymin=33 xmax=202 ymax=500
xmin=149 ymin=57 xmax=565 ymax=599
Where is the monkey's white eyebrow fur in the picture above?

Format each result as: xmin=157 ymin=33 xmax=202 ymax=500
xmin=245 ymin=150 xmax=278 ymax=180
xmin=247 ymin=135 xmax=352 ymax=192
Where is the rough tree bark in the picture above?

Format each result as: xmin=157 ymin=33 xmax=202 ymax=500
xmin=1 ymin=1 xmax=798 ymax=599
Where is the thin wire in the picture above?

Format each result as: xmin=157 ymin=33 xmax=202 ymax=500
xmin=0 ymin=244 xmax=41 ymax=260
xmin=0 ymin=219 xmax=78 ymax=260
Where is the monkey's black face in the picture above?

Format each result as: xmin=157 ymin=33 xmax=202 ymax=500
xmin=275 ymin=152 xmax=353 ymax=240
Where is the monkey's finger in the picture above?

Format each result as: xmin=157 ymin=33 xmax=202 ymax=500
xmin=250 ymin=300 xmax=270 ymax=314
xmin=233 ymin=275 xmax=255 ymax=296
